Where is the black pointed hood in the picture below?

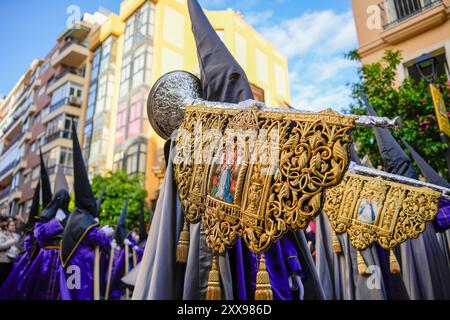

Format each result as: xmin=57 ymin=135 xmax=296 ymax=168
xmin=95 ymin=183 xmax=107 ymax=218
xmin=188 ymin=0 xmax=254 ymax=103
xmin=60 ymin=122 xmax=98 ymax=267
xmin=25 ymin=181 xmax=40 ymax=232
xmin=54 ymin=165 xmax=69 ymax=194
xmin=138 ymin=200 xmax=148 ymax=242
xmin=72 ymin=121 xmax=97 ymax=216
xmin=364 ymin=96 xmax=417 ymax=178
xmin=39 ymin=189 xmax=70 ymax=222
xmin=39 ymin=148 xmax=53 ymax=207
xmin=115 ymin=197 xmax=129 ymax=245
xmin=401 ymin=138 xmax=450 ymax=188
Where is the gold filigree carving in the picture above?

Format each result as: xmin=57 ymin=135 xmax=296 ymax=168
xmin=175 ymin=105 xmax=357 ymax=254
xmin=323 ymin=173 xmax=440 ymax=250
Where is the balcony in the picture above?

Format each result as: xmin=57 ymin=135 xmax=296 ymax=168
xmin=0 ymin=188 xmax=10 ymax=202
xmin=22 ymin=104 xmax=37 ymax=122
xmin=0 ymin=160 xmax=18 ymax=185
xmin=1 ymin=132 xmax=24 ymax=156
xmin=42 ymin=97 xmax=82 ymax=124
xmin=23 ymin=132 xmax=32 ymax=142
xmin=13 ymin=160 xmax=27 ymax=173
xmin=44 ymin=129 xmax=73 ymax=145
xmin=48 ymin=165 xmax=74 ymax=177
xmin=51 ymin=39 xmax=89 ymax=68
xmin=46 ymin=67 xmax=85 ymax=94
xmin=378 ymin=0 xmax=448 ymax=44
xmin=10 ymin=188 xmax=22 ymax=201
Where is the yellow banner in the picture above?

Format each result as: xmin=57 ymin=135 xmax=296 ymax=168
xmin=430 ymin=84 xmax=450 ymax=137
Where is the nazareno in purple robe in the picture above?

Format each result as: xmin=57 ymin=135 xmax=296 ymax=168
xmin=435 ymin=198 xmax=450 ymax=232
xmin=108 ymin=246 xmax=125 ymax=300
xmin=0 ymin=234 xmax=36 ymax=300
xmin=60 ymin=227 xmax=110 ymax=300
xmin=20 ymin=219 xmax=64 ymax=300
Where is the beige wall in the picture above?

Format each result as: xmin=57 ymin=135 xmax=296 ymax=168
xmin=352 ymin=0 xmax=450 ymax=82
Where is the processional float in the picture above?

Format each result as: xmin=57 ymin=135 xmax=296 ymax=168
xmin=146 ymin=71 xmax=450 ymax=299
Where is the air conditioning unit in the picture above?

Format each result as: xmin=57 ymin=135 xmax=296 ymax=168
xmin=68 ymin=96 xmax=82 ymax=107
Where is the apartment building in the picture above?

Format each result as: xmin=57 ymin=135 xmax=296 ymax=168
xmin=352 ymin=0 xmax=450 ymax=83
xmin=82 ymin=0 xmax=292 ymax=201
xmin=0 ymin=0 xmax=292 ymax=215
xmin=0 ymin=15 xmax=107 ymax=218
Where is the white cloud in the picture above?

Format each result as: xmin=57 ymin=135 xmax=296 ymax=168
xmin=244 ymin=9 xmax=359 ymax=112
xmin=258 ymin=10 xmax=357 ymax=58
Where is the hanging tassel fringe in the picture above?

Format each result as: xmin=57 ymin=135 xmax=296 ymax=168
xmin=389 ymin=249 xmax=401 ymax=274
xmin=357 ymin=250 xmax=369 ymax=275
xmin=206 ymin=255 xmax=222 ymax=300
xmin=332 ymin=231 xmax=342 ymax=253
xmin=176 ymin=221 xmax=190 ymax=263
xmin=255 ymin=254 xmax=273 ymax=300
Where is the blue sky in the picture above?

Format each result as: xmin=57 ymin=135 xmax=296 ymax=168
xmin=0 ymin=0 xmax=359 ymax=111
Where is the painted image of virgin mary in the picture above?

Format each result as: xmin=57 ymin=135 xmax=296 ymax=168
xmin=211 ymin=146 xmax=239 ymax=203
xmin=357 ymin=198 xmax=377 ymax=224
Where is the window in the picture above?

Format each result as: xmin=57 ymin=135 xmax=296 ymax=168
xmin=11 ymin=173 xmax=20 ymax=191
xmin=31 ymin=166 xmax=40 ymax=180
xmin=128 ymin=101 xmax=142 ymax=138
xmin=116 ymin=104 xmax=128 ymax=145
xmin=38 ymin=85 xmax=46 ymax=97
xmin=123 ymin=16 xmax=135 ymax=54
xmin=91 ymin=48 xmax=101 ymax=81
xmin=41 ymin=61 xmax=49 ymax=74
xmin=29 ymin=142 xmax=37 ymax=154
xmin=23 ymin=172 xmax=31 ymax=185
xmin=132 ymin=47 xmax=146 ymax=89
xmin=120 ymin=57 xmax=132 ymax=97
xmin=86 ymin=82 xmax=97 ymax=121
xmin=33 ymin=112 xmax=41 ymax=125
xmin=124 ymin=143 xmax=147 ymax=175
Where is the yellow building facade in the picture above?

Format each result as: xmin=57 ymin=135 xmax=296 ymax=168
xmin=83 ymin=0 xmax=291 ymax=202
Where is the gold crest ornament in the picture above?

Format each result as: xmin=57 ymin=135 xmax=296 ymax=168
xmin=147 ymin=71 xmax=402 ymax=257
xmin=324 ymin=172 xmax=441 ymax=250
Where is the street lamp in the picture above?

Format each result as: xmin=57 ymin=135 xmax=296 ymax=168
xmin=415 ymin=53 xmax=450 ymax=174
xmin=415 ymin=53 xmax=437 ymax=83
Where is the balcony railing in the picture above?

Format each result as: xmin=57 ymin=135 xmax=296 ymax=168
xmin=47 ymin=165 xmax=73 ymax=177
xmin=379 ymin=0 xmax=443 ymax=29
xmin=0 ymin=160 xmax=18 ymax=178
xmin=45 ymin=129 xmax=72 ymax=144
xmin=1 ymin=132 xmax=24 ymax=156
xmin=47 ymin=67 xmax=85 ymax=88
xmin=47 ymin=96 xmax=82 ymax=116
xmin=0 ymin=188 xmax=10 ymax=201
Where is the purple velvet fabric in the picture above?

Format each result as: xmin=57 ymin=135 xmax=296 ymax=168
xmin=20 ymin=219 xmax=64 ymax=300
xmin=60 ymin=227 xmax=110 ymax=300
xmin=435 ymin=198 xmax=450 ymax=232
xmin=230 ymin=236 xmax=303 ymax=300
xmin=108 ymin=247 xmax=125 ymax=300
xmin=0 ymin=234 xmax=35 ymax=300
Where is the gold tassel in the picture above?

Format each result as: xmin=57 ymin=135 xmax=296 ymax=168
xmin=332 ymin=231 xmax=342 ymax=253
xmin=206 ymin=255 xmax=222 ymax=300
xmin=389 ymin=249 xmax=401 ymax=274
xmin=255 ymin=254 xmax=273 ymax=300
xmin=357 ymin=250 xmax=369 ymax=275
xmin=176 ymin=221 xmax=190 ymax=263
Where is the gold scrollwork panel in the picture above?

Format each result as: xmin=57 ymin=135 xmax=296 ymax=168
xmin=323 ymin=173 xmax=440 ymax=250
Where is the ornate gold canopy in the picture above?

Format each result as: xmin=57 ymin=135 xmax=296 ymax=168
xmin=174 ymin=104 xmax=357 ymax=254
xmin=323 ymin=172 xmax=441 ymax=250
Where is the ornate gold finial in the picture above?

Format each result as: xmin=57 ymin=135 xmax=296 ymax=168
xmin=255 ymin=254 xmax=273 ymax=300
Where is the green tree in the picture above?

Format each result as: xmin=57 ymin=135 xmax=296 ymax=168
xmin=91 ymin=171 xmax=148 ymax=230
xmin=346 ymin=49 xmax=450 ymax=180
